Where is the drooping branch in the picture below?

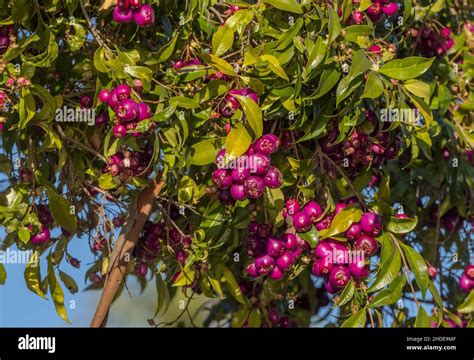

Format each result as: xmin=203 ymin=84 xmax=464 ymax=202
xmin=90 ymin=176 xmax=164 ymax=327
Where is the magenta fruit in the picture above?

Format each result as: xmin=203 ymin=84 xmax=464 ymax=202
xmin=428 ymin=265 xmax=437 ymax=279
xmin=346 ymin=223 xmax=362 ymax=241
xmin=293 ymin=211 xmax=312 ymax=233
xmin=80 ymin=95 xmax=93 ymax=109
xmin=459 ymin=274 xmax=474 ymax=292
xmin=254 ymin=134 xmax=281 ymax=155
xmin=229 ymin=183 xmax=247 ymax=201
xmin=269 ymin=266 xmax=284 ymax=280
xmin=249 ymin=152 xmax=271 ymax=176
xmin=245 ymin=176 xmax=265 ymax=198
xmin=351 ymin=11 xmax=364 ymax=24
xmin=98 ymin=89 xmax=111 ymax=103
xmin=348 ymin=259 xmax=369 ymax=279
xmin=334 ymin=202 xmax=347 ymax=216
xmin=276 ymin=252 xmax=295 ymax=271
xmin=95 ymin=112 xmax=109 ymax=127
xmin=282 ymin=233 xmax=298 ymax=250
xmin=360 ymin=212 xmax=383 ymax=236
xmin=113 ymin=124 xmax=127 ymax=138
xmin=368 ymin=45 xmax=382 ymax=55
xmin=114 ymin=84 xmax=131 ymax=101
xmin=266 ymin=237 xmax=286 ymax=258
xmin=212 ymin=169 xmax=233 ymax=189
xmin=354 ymin=234 xmax=379 ymax=257
xmin=31 ymin=226 xmax=51 ymax=245
xmin=329 ymin=265 xmax=351 ymax=289
xmin=314 ymin=240 xmax=333 ymax=259
xmin=303 ymin=201 xmax=323 ymax=222
xmin=231 ymin=167 xmax=251 ymax=184
xmin=465 ymin=265 xmax=474 ymax=280
xmin=257 ymin=224 xmax=271 ymax=238
xmin=324 ymin=278 xmax=338 ymax=294
xmin=268 ymin=310 xmax=280 ymax=325
xmin=312 ymin=257 xmax=334 ymax=277
xmin=247 ymin=221 xmax=260 ymax=235
xmin=137 ymin=102 xmax=152 ymax=121
xmin=263 ymin=167 xmax=283 ymax=189
xmin=255 ymin=254 xmax=276 ymax=275
xmin=134 ymin=4 xmax=155 ymax=27
xmin=113 ymin=6 xmax=134 ymax=23
xmin=246 ymin=262 xmax=258 ymax=277
xmin=382 ymin=2 xmax=398 ymax=16
xmin=285 ymin=198 xmax=300 ymax=216
xmin=115 ymin=99 xmax=138 ymax=121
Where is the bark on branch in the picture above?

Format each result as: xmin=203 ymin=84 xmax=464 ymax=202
xmin=90 ymin=176 xmax=164 ymax=327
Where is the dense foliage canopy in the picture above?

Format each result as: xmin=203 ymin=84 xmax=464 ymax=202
xmin=0 ymin=0 xmax=473 ymax=328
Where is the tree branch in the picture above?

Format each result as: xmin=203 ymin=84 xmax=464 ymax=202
xmin=90 ymin=176 xmax=164 ymax=327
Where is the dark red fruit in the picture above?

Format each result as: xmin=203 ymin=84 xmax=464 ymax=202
xmin=329 ymin=265 xmax=351 ymax=288
xmin=354 ymin=234 xmax=379 ymax=257
xmin=293 ymin=211 xmax=312 ymax=233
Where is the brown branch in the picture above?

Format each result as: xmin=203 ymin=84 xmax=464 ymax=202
xmin=90 ymin=176 xmax=164 ymax=327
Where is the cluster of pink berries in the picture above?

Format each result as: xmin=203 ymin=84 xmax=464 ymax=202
xmin=133 ymin=221 xmax=192 ymax=277
xmin=220 ymin=88 xmax=259 ymax=118
xmin=98 ymin=84 xmax=154 ymax=138
xmin=320 ymin=124 xmax=399 ymax=175
xmin=459 ymin=265 xmax=474 ymax=292
xmin=212 ymin=134 xmax=283 ymax=203
xmin=102 ymin=147 xmax=153 ymax=179
xmin=244 ymin=221 xmax=308 ymax=281
xmin=408 ymin=26 xmax=454 ymax=57
xmin=348 ymin=0 xmax=398 ymax=25
xmin=113 ymin=1 xmax=155 ymax=27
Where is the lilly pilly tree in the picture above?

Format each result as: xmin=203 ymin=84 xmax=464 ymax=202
xmin=0 ymin=0 xmax=472 ymax=328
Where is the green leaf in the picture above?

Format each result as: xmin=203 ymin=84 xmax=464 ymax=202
xmin=319 ymin=206 xmax=362 ymax=239
xmin=338 ymin=279 xmax=355 ymax=307
xmin=362 ymin=72 xmax=384 ymax=99
xmin=305 ymin=36 xmax=326 ymax=75
xmin=458 ymin=290 xmax=474 ymax=313
xmin=213 ymin=24 xmax=234 ymax=56
xmin=124 ymin=65 xmax=153 ymax=82
xmin=18 ymin=227 xmax=31 ymax=243
xmin=218 ymin=265 xmax=247 ymax=305
xmin=341 ymin=307 xmax=367 ymax=328
xmin=24 ymin=251 xmax=46 ymax=299
xmin=415 ymin=306 xmax=430 ymax=328
xmin=67 ymin=22 xmax=86 ymax=52
xmin=305 ymin=67 xmax=341 ymax=100
xmin=387 ymin=216 xmax=418 ymax=234
xmin=297 ymin=226 xmax=319 ymax=248
xmin=403 ymin=80 xmax=430 ymax=103
xmin=189 ymin=140 xmax=218 ymax=166
xmin=225 ymin=123 xmax=252 ymax=158
xmin=328 ymin=7 xmax=342 ymax=44
xmin=401 ymin=243 xmax=429 ymax=298
xmin=369 ymin=274 xmax=406 ymax=307
xmin=275 ymin=18 xmax=304 ymax=51
xmin=144 ymin=36 xmax=178 ymax=65
xmin=377 ymin=57 xmax=435 ymax=80
xmin=225 ymin=9 xmax=254 ymax=35
xmin=248 ymin=309 xmax=261 ymax=327
xmin=344 ymin=25 xmax=374 ymax=42
xmin=260 ymin=54 xmax=289 ymax=81
xmin=0 ymin=263 xmax=6 ymax=285
xmin=262 ymin=0 xmax=303 ymax=14
xmin=368 ymin=233 xmax=401 ymax=292
xmin=18 ymin=87 xmax=36 ymax=129
xmin=234 ymin=95 xmax=263 ymax=138
xmin=48 ymin=257 xmax=71 ymax=323
xmin=173 ymin=268 xmax=196 ymax=287
xmin=59 ymin=270 xmax=78 ymax=294
xmin=200 ymin=53 xmax=235 ymax=76
xmin=46 ymin=187 xmax=77 ymax=234
xmin=169 ymin=96 xmax=200 ymax=109
xmin=97 ymin=173 xmax=119 ymax=190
